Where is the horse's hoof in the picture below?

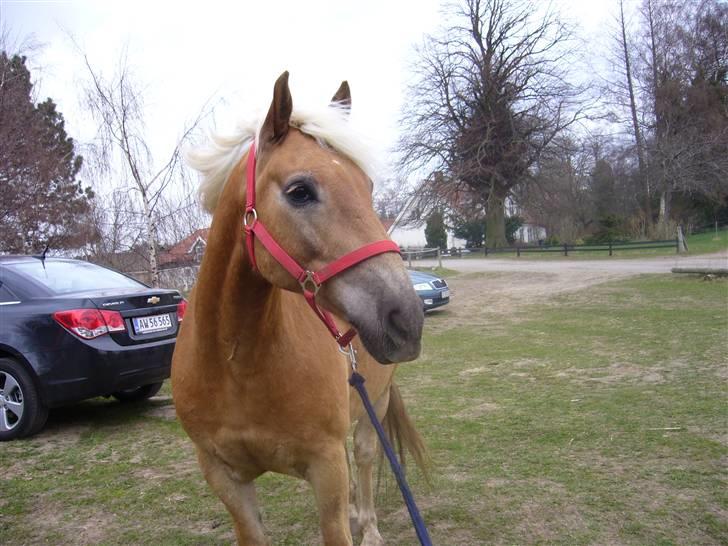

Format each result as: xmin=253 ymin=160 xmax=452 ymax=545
xmin=360 ymin=529 xmax=385 ymax=546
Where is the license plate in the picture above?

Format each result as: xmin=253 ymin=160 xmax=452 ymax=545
xmin=441 ymin=289 xmax=450 ymax=299
xmin=133 ymin=313 xmax=172 ymax=334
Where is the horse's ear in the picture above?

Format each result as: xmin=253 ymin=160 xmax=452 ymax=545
xmin=331 ymin=80 xmax=351 ymax=112
xmin=260 ymin=71 xmax=293 ymax=146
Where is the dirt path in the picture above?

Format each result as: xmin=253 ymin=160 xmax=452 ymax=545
xmin=416 ymin=250 xmax=728 ymax=275
xmin=426 ymin=270 xmax=629 ymax=332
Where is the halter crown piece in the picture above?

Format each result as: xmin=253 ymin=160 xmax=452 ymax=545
xmin=242 ymin=141 xmax=401 ymax=349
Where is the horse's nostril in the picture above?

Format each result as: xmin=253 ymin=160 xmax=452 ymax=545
xmin=387 ymin=308 xmax=409 ymax=338
xmin=386 ymin=302 xmax=422 ymax=342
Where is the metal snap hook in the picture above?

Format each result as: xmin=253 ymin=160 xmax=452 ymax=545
xmin=339 ymin=342 xmax=358 ymax=370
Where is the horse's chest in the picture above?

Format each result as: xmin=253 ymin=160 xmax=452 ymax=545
xmin=210 ymin=426 xmax=314 ymax=479
xmin=195 ymin=366 xmax=349 ymax=477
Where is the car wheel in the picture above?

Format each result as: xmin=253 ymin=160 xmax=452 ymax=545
xmin=0 ymin=358 xmax=48 ymax=441
xmin=112 ymin=381 xmax=164 ymax=403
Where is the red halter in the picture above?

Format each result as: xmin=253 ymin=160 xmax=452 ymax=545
xmin=242 ymin=141 xmax=401 ymax=348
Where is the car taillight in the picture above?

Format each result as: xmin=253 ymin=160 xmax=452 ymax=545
xmin=101 ymin=310 xmax=126 ymax=332
xmin=53 ymin=309 xmax=126 ymax=339
xmin=177 ymin=299 xmax=188 ymax=322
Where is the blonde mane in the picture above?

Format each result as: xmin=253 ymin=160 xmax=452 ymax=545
xmin=187 ymin=103 xmax=379 ymax=213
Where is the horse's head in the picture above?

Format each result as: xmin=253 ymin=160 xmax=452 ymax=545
xmin=247 ymin=72 xmax=423 ymax=364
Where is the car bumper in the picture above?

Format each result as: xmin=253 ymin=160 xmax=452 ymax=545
xmin=28 ymin=336 xmax=175 ymax=407
xmin=417 ymin=289 xmax=450 ymax=311
xmin=423 ymin=296 xmax=450 ymax=310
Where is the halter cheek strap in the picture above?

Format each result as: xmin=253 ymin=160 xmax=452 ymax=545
xmin=242 ymin=141 xmax=401 ymax=347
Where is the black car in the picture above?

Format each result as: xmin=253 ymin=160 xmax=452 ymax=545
xmin=0 ymin=256 xmax=186 ymax=440
xmin=408 ymin=269 xmax=450 ymax=311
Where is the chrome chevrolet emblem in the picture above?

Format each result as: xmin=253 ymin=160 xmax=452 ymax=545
xmin=147 ymin=296 xmax=161 ymax=305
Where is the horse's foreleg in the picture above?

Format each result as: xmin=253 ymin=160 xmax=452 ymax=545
xmin=308 ymin=443 xmax=354 ymax=546
xmin=197 ymin=449 xmax=269 ymax=546
xmin=347 ymin=445 xmax=362 ymax=538
xmin=353 ymin=388 xmax=390 ymax=546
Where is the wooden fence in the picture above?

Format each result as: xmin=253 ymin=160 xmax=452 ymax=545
xmin=400 ymin=238 xmax=680 ymax=265
xmin=483 ymin=238 xmax=680 ymax=257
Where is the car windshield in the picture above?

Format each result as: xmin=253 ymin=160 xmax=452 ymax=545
xmin=6 ymin=260 xmax=146 ymax=295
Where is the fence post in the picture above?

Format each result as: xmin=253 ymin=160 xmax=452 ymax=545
xmin=484 ymin=246 xmax=488 ymax=257
xmin=677 ymin=225 xmax=687 ymax=253
xmin=517 ymin=246 xmax=520 ymax=257
xmin=407 ymin=252 xmax=412 ymax=268
xmin=609 ymin=241 xmax=613 ymax=257
xmin=563 ymin=243 xmax=568 ymax=257
xmin=437 ymin=248 xmax=442 ymax=269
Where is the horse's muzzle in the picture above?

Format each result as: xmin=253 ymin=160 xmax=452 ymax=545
xmin=369 ymin=297 xmax=423 ymax=364
xmin=323 ymin=260 xmax=424 ymax=365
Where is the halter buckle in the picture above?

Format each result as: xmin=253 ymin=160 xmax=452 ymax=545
xmin=299 ymin=271 xmax=321 ymax=295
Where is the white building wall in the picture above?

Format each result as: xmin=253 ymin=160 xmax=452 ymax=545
xmin=389 ymin=224 xmax=467 ymax=249
xmin=515 ymin=224 xmax=547 ymax=243
xmin=447 ymin=233 xmax=468 ymax=248
xmin=389 ymin=225 xmax=427 ymax=248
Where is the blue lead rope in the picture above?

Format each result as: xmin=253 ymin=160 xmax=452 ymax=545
xmin=348 ymin=371 xmax=433 ymax=546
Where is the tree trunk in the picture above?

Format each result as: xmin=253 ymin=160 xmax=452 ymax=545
xmin=140 ymin=189 xmax=159 ymax=288
xmin=620 ymin=0 xmax=651 ymax=225
xmin=658 ymin=189 xmax=671 ymax=225
xmin=485 ymin=189 xmax=507 ymax=249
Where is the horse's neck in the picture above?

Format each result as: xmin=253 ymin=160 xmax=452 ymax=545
xmin=195 ymin=244 xmax=278 ymax=358
xmin=194 ymin=174 xmax=282 ymax=367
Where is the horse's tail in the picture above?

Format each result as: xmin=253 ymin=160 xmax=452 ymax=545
xmin=382 ymin=382 xmax=430 ymax=483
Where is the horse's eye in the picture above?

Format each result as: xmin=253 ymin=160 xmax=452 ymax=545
xmin=285 ymin=181 xmax=318 ymax=206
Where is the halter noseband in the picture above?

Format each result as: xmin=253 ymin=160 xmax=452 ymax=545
xmin=242 ymin=141 xmax=401 ymax=349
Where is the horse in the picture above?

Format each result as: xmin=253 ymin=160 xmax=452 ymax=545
xmin=172 ymin=72 xmax=428 ymax=546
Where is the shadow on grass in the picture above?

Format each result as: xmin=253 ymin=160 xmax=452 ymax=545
xmin=424 ymin=307 xmax=452 ymax=318
xmin=42 ymin=396 xmax=175 ymax=436
xmin=425 ymin=307 xmax=450 ymax=317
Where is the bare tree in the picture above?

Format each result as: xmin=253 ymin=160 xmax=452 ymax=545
xmin=617 ymin=0 xmax=651 ymax=224
xmin=635 ymin=0 xmax=727 ymax=232
xmin=79 ymin=50 xmax=209 ymax=285
xmin=154 ymin=171 xmax=211 ymax=246
xmin=514 ymin=136 xmax=594 ymax=242
xmin=373 ymin=178 xmax=412 ymax=220
xmin=398 ymin=0 xmax=587 ymax=247
xmin=84 ymin=188 xmax=144 ymax=269
xmin=600 ymin=0 xmax=727 ymax=235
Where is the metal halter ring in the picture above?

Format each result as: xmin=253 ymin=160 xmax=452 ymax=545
xmin=243 ymin=208 xmax=258 ymax=228
xmin=299 ymin=271 xmax=321 ymax=295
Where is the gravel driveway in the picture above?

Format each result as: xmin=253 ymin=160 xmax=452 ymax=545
xmin=413 ymin=251 xmax=728 ymax=326
xmin=414 ymin=251 xmax=728 ymax=276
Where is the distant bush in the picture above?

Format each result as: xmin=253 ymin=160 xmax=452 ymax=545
xmin=586 ymin=214 xmax=630 ymax=244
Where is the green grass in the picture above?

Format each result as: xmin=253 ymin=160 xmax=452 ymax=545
xmin=398 ymin=275 xmax=728 ymax=545
xmin=1 ymin=275 xmax=726 ymax=544
xmin=685 ymin=228 xmax=728 ymax=255
xmin=411 ymin=265 xmax=460 ymax=277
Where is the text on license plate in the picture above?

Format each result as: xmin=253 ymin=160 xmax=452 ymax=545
xmin=133 ymin=313 xmax=172 ymax=334
xmin=441 ymin=289 xmax=450 ymax=299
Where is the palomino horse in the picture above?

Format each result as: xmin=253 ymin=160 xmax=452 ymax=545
xmin=172 ymin=72 xmax=427 ymax=546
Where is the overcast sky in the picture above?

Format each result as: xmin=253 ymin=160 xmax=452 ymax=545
xmin=3 ymin=0 xmax=620 ymax=187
